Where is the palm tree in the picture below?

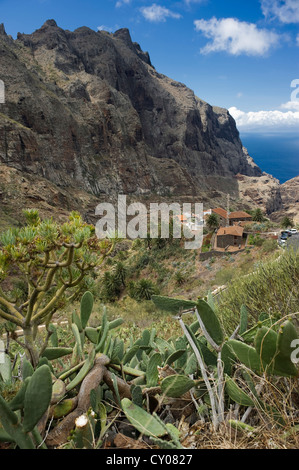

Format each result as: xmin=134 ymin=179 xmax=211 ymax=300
xmin=252 ymin=208 xmax=265 ymax=222
xmin=281 ymin=216 xmax=294 ymax=230
xmin=206 ymin=213 xmax=220 ymax=231
xmin=133 ymin=279 xmax=158 ymax=301
xmin=113 ymin=261 xmax=127 ymax=287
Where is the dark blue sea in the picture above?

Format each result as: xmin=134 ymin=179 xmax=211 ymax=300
xmin=240 ymin=132 xmax=299 ymax=184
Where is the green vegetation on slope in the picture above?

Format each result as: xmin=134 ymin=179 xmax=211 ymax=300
xmin=216 ymin=248 xmax=299 ymax=333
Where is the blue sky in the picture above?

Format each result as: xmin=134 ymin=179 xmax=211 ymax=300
xmin=0 ymin=0 xmax=299 ymax=134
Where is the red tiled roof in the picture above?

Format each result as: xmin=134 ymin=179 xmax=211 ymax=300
xmin=229 ymin=211 xmax=252 ymax=219
xmin=212 ymin=207 xmax=228 ymax=219
xmin=217 ymin=226 xmax=244 ymax=237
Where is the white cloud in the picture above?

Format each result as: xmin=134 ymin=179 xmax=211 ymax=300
xmin=297 ymin=33 xmax=299 ymax=45
xmin=194 ymin=17 xmax=280 ymax=56
xmin=97 ymin=25 xmax=114 ymax=32
xmin=261 ymin=0 xmax=299 ymax=24
xmin=116 ymin=0 xmax=131 ymax=7
xmin=229 ymin=105 xmax=299 ymax=131
xmin=140 ymin=4 xmax=182 ymax=22
xmin=281 ymin=100 xmax=299 ymax=110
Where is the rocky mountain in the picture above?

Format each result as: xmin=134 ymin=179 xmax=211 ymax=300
xmin=271 ymin=176 xmax=299 ymax=225
xmin=0 ymin=20 xmax=286 ymax=224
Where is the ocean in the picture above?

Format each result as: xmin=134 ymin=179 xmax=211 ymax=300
xmin=240 ymin=132 xmax=299 ymax=184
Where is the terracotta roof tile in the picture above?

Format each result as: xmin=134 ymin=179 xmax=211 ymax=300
xmin=212 ymin=207 xmax=228 ymax=218
xmin=229 ymin=211 xmax=252 ymax=219
xmin=217 ymin=226 xmax=244 ymax=237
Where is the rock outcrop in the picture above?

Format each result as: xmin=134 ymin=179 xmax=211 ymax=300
xmin=270 ymin=176 xmax=299 ymax=224
xmin=0 ymin=20 xmax=282 ymax=223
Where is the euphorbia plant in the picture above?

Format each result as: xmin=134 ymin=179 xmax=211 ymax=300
xmin=0 ymin=209 xmax=115 ymax=366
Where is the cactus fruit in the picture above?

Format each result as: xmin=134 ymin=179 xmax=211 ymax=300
xmin=241 ymin=317 xmax=272 ymax=342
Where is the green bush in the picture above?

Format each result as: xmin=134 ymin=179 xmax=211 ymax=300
xmin=128 ymin=279 xmax=159 ymax=301
xmin=261 ymin=239 xmax=278 ymax=253
xmin=217 ymin=249 xmax=299 ymax=332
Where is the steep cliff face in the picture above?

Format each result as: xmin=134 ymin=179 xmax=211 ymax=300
xmin=0 ymin=19 xmax=264 ymax=210
xmin=270 ymin=176 xmax=299 ymax=224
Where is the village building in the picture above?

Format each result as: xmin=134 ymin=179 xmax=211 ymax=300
xmin=211 ymin=208 xmax=252 ymax=227
xmin=216 ymin=225 xmax=244 ymax=249
xmin=211 ymin=207 xmax=228 ymax=226
xmin=228 ymin=211 xmax=253 ymax=226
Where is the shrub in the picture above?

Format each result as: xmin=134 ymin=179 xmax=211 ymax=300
xmin=174 ymin=271 xmax=186 ymax=285
xmin=129 ymin=278 xmax=159 ymax=301
xmin=261 ymin=239 xmax=278 ymax=253
xmin=217 ymin=249 xmax=299 ymax=331
xmin=0 ymin=210 xmax=115 ymax=366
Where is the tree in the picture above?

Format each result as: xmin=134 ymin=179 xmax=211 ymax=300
xmin=112 ymin=261 xmax=127 ymax=287
xmin=252 ymin=208 xmax=265 ymax=222
xmin=206 ymin=213 xmax=220 ymax=231
xmin=280 ymin=216 xmax=294 ymax=230
xmin=100 ymin=271 xmax=121 ymax=302
xmin=0 ymin=210 xmax=115 ymax=366
xmin=129 ymin=278 xmax=158 ymax=301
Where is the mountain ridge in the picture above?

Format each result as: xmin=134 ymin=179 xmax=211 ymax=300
xmin=0 ymin=20 xmax=292 ymax=224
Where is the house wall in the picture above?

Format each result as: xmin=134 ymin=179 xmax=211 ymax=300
xmin=216 ymin=234 xmax=242 ymax=248
xmin=214 ymin=215 xmax=227 ymax=227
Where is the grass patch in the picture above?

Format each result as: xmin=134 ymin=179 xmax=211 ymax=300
xmin=216 ymin=248 xmax=299 ymax=333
